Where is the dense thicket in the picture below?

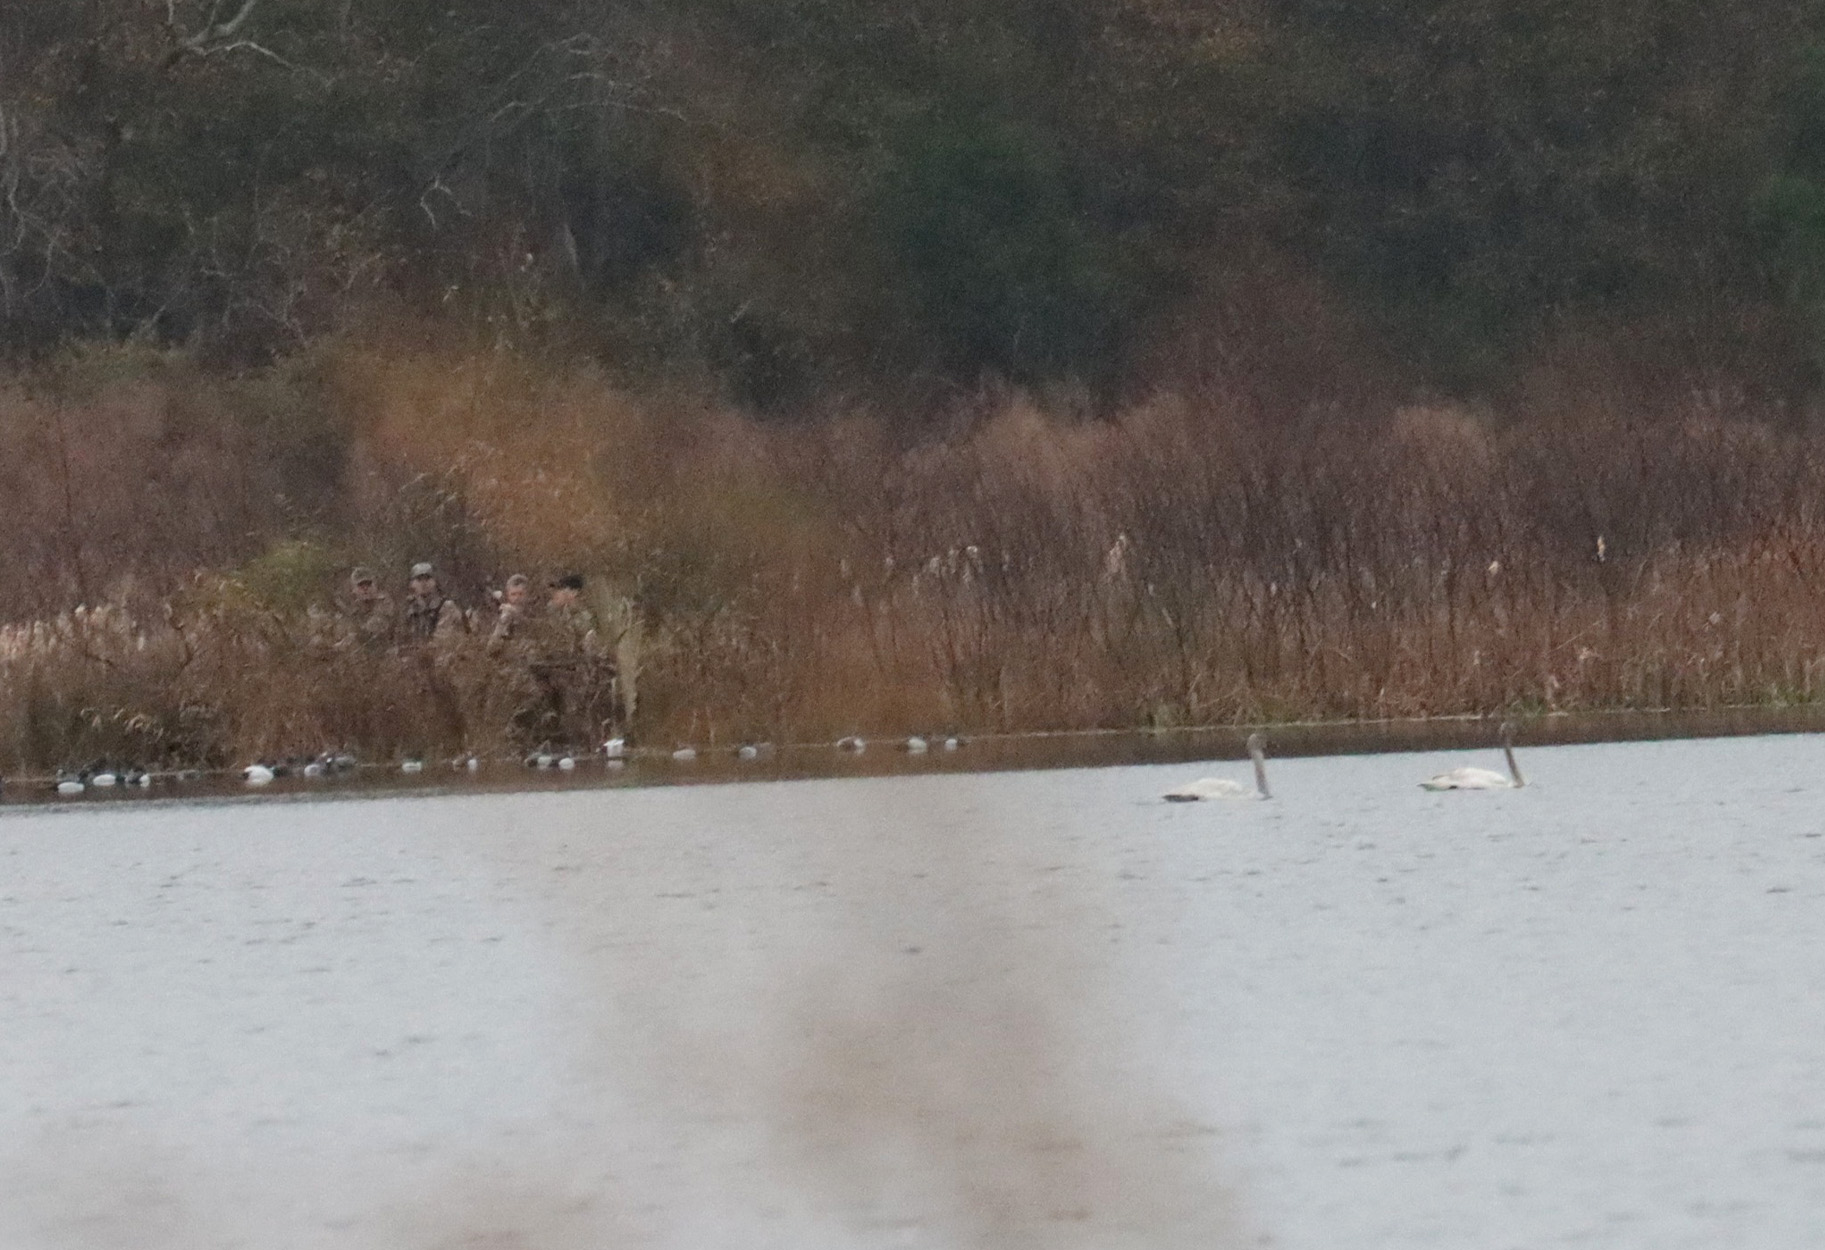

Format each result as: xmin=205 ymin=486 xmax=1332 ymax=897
xmin=6 ymin=0 xmax=1825 ymax=409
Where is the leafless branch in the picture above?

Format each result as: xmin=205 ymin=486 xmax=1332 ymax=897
xmin=163 ymin=0 xmax=321 ymax=78
xmin=170 ymin=0 xmax=263 ymax=53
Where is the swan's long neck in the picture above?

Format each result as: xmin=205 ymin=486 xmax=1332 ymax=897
xmin=1503 ymin=741 xmax=1526 ymax=788
xmin=1251 ymin=741 xmax=1271 ymax=799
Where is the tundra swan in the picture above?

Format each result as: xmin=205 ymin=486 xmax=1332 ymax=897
xmin=1163 ymin=733 xmax=1270 ymax=801
xmin=1421 ymin=723 xmax=1525 ymax=790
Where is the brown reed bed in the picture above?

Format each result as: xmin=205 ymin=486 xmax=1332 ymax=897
xmin=5 ymin=340 xmax=1825 ymax=775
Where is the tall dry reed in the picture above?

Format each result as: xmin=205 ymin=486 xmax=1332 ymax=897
xmin=5 ymin=339 xmax=1825 ymax=772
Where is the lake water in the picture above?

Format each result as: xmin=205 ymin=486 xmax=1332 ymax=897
xmin=3 ymin=733 xmax=1824 ymax=1248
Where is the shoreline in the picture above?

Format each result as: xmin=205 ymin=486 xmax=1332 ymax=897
xmin=6 ymin=703 xmax=1820 ymax=811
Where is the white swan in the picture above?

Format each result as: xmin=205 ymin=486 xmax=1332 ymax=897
xmin=1421 ymin=723 xmax=1525 ymax=790
xmin=1164 ymin=733 xmax=1271 ymax=802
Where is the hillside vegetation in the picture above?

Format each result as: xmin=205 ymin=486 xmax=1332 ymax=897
xmin=8 ymin=0 xmax=1825 ymax=402
xmin=8 ymin=1 xmax=1825 ymax=767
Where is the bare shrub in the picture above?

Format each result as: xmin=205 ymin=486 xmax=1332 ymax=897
xmin=10 ymin=341 xmax=1825 ymax=773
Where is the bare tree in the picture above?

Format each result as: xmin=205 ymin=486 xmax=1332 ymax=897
xmin=163 ymin=0 xmax=296 ymax=70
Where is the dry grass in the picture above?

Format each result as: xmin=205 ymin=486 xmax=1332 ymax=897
xmin=6 ymin=337 xmax=1825 ymax=773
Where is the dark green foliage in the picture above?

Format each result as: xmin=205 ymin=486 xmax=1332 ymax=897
xmin=1763 ymin=46 xmax=1825 ymax=371
xmin=6 ymin=0 xmax=1825 ymax=401
xmin=1261 ymin=0 xmax=1807 ymax=379
xmin=879 ymin=112 xmax=1134 ymax=384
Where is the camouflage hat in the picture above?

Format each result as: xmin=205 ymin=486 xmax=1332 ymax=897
xmin=409 ymin=562 xmax=435 ymax=579
xmin=551 ymin=572 xmax=584 ymax=591
xmin=349 ymin=566 xmax=377 ymax=586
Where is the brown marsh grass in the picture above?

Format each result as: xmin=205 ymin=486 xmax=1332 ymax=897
xmin=6 ymin=338 xmax=1825 ymax=773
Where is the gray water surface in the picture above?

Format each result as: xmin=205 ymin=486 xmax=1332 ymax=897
xmin=4 ymin=734 xmax=1825 ymax=1248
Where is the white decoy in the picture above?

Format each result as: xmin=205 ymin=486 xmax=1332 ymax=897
xmin=54 ymin=776 xmax=85 ymax=796
xmin=904 ymin=736 xmax=929 ymax=753
xmin=557 ymin=756 xmax=576 ymax=771
xmin=1163 ymin=733 xmax=1271 ymax=802
xmin=837 ymin=735 xmax=866 ymax=754
xmin=737 ymin=744 xmax=760 ymax=761
xmin=90 ymin=770 xmax=118 ymax=788
xmin=1421 ymin=723 xmax=1525 ymax=790
xmin=243 ymin=763 xmax=276 ymax=785
xmin=671 ymin=746 xmax=697 ymax=763
xmin=400 ymin=759 xmax=424 ymax=774
xmin=943 ymin=736 xmax=960 ymax=751
xmin=602 ymin=737 xmax=626 ymax=759
xmin=302 ymin=761 xmax=326 ymax=778
xmin=465 ymin=756 xmax=481 ymax=771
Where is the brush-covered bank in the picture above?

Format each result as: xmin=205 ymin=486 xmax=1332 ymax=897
xmin=7 ymin=339 xmax=1825 ymax=774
